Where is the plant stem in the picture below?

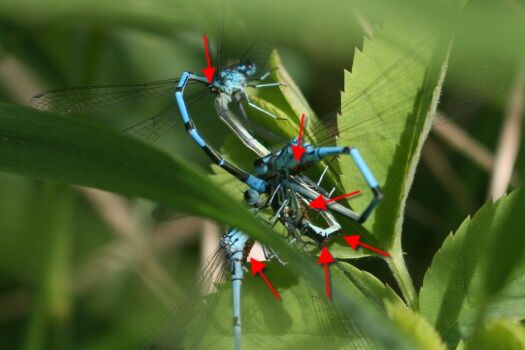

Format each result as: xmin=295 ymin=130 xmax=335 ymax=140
xmin=387 ymin=246 xmax=419 ymax=311
xmin=23 ymin=183 xmax=73 ymax=350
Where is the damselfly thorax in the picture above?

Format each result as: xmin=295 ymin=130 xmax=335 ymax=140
xmin=211 ymin=62 xmax=256 ymax=95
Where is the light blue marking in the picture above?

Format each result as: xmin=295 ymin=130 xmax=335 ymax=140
xmin=177 ymin=71 xmax=190 ymax=87
xmin=175 ymin=72 xmax=192 ymax=123
xmin=350 ymin=148 xmax=379 ymax=188
xmin=318 ymin=146 xmax=345 ymax=157
xmin=223 ymin=228 xmax=249 ymax=350
xmin=246 ymin=175 xmax=267 ymax=192
xmin=189 ymin=73 xmax=210 ymax=84
xmin=232 ymin=266 xmax=242 ymax=350
xmin=189 ymin=129 xmax=205 ymax=147
xmin=175 ymin=91 xmax=190 ymax=123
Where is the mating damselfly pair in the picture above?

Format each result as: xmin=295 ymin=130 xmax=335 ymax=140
xmin=30 ymin=30 xmax=437 ymax=349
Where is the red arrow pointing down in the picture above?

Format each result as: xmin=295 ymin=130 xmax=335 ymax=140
xmin=250 ymin=258 xmax=281 ymax=300
xmin=309 ymin=190 xmax=361 ymax=210
xmin=317 ymin=247 xmax=335 ymax=299
xmin=201 ymin=34 xmax=216 ymax=83
xmin=291 ymin=113 xmax=306 ymax=161
xmin=344 ymin=235 xmax=390 ymax=257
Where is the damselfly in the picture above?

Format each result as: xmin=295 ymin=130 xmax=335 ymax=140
xmin=30 ymin=35 xmax=282 ymax=157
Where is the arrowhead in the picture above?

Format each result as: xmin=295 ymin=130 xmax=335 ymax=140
xmin=202 ymin=66 xmax=216 ymax=83
xmin=291 ymin=145 xmax=306 ymax=161
xmin=344 ymin=235 xmax=361 ymax=250
xmin=318 ymin=247 xmax=335 ymax=265
xmin=250 ymin=258 xmax=266 ymax=275
xmin=309 ymin=194 xmax=327 ymax=210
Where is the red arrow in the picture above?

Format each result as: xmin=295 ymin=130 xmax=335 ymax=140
xmin=309 ymin=190 xmax=361 ymax=210
xmin=317 ymin=247 xmax=335 ymax=299
xmin=344 ymin=235 xmax=390 ymax=257
xmin=291 ymin=113 xmax=306 ymax=161
xmin=201 ymin=34 xmax=216 ymax=83
xmin=250 ymin=258 xmax=281 ymax=300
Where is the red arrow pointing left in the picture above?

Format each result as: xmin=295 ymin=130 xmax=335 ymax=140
xmin=250 ymin=258 xmax=281 ymax=300
xmin=201 ymin=34 xmax=216 ymax=83
xmin=344 ymin=235 xmax=390 ymax=257
xmin=309 ymin=190 xmax=361 ymax=210
xmin=317 ymin=247 xmax=335 ymax=299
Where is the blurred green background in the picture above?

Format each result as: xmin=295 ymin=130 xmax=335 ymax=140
xmin=0 ymin=0 xmax=524 ymax=349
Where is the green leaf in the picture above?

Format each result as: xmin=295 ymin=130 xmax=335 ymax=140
xmin=482 ymin=188 xmax=525 ymax=298
xmin=337 ymin=22 xmax=450 ymax=249
xmin=420 ymin=190 xmax=525 ymax=347
xmin=0 ymin=102 xmax=414 ymax=349
xmin=208 ymin=164 xmax=245 ymax=203
xmin=188 ymin=265 xmax=376 ymax=350
xmin=172 ymin=262 xmax=403 ymax=350
xmin=333 ymin=262 xmax=404 ymax=310
xmin=266 ymin=50 xmax=325 ymax=141
xmin=335 ymin=20 xmax=452 ymax=308
xmin=464 ymin=321 xmax=525 ymax=350
xmin=268 ymin=50 xmax=318 ymax=123
xmin=386 ymin=301 xmax=446 ymax=350
xmin=0 ymin=103 xmax=245 ymax=232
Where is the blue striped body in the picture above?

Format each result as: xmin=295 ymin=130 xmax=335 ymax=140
xmin=254 ymin=138 xmax=351 ymax=178
xmin=220 ymin=228 xmax=250 ymax=350
xmin=175 ymin=71 xmax=267 ymax=194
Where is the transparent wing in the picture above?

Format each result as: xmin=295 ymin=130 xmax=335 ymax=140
xmin=138 ymin=238 xmax=374 ymax=349
xmin=287 ymin=232 xmax=379 ymax=349
xmin=123 ymin=104 xmax=179 ymax=142
xmin=216 ymin=23 xmax=225 ymax=72
xmin=305 ymin=38 xmax=437 ymax=147
xmin=138 ymin=245 xmax=228 ymax=350
xmin=438 ymin=51 xmax=510 ymax=120
xmin=305 ymin=41 xmax=505 ymax=149
xmin=122 ymin=87 xmax=210 ymax=142
xmin=30 ymin=78 xmax=193 ymax=113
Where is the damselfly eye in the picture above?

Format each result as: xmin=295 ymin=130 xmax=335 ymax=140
xmin=241 ymin=61 xmax=256 ymax=76
xmin=244 ymin=189 xmax=260 ymax=206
